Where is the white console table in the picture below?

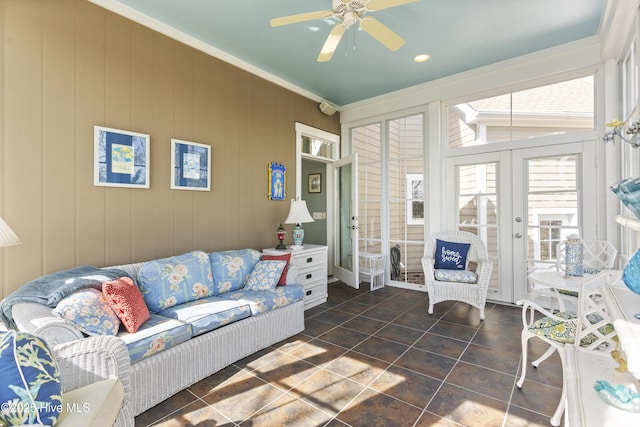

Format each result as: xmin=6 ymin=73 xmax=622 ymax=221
xmin=263 ymin=244 xmax=328 ymax=310
xmin=565 ymin=346 xmax=640 ymax=426
xmin=563 ymin=279 xmax=640 ymax=426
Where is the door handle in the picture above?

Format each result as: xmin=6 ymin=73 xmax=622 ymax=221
xmin=515 ymin=233 xmax=523 ymax=238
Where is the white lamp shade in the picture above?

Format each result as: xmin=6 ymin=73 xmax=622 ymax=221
xmin=284 ymin=200 xmax=314 ymax=225
xmin=0 ymin=217 xmax=21 ymax=247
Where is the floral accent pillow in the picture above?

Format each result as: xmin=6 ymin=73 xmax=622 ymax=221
xmin=52 ymin=288 xmax=120 ymax=335
xmin=103 ymin=276 xmax=150 ymax=333
xmin=261 ymin=253 xmax=291 ymax=285
xmin=0 ymin=331 xmax=62 ymax=426
xmin=138 ymin=250 xmax=214 ymax=313
xmin=243 ymin=260 xmax=287 ymax=292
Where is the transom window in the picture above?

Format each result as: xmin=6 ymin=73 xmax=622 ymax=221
xmin=448 ymin=76 xmax=595 ymax=148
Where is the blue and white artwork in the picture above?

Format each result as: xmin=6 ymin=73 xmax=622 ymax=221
xmin=94 ymin=126 xmax=150 ymax=188
xmin=269 ymin=162 xmax=286 ymax=201
xmin=171 ymin=139 xmax=211 ymax=191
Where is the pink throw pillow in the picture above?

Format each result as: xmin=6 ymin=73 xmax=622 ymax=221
xmin=103 ymin=277 xmax=150 ymax=333
xmin=261 ymin=253 xmax=291 ymax=285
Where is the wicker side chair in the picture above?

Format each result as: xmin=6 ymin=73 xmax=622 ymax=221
xmin=422 ymin=230 xmax=493 ymax=320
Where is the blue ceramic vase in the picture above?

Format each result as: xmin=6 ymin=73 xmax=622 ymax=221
xmin=623 ymin=248 xmax=640 ymax=295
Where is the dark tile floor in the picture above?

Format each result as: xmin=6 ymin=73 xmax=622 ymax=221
xmin=135 ymin=282 xmax=564 ymax=427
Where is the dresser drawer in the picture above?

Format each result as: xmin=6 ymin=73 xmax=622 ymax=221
xmin=303 ymin=280 xmax=328 ymax=307
xmin=295 ymin=265 xmax=325 ymax=286
xmin=290 ymin=249 xmax=327 ymax=270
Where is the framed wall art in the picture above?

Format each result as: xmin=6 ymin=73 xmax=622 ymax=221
xmin=170 ymin=139 xmax=211 ymax=191
xmin=268 ymin=162 xmax=286 ymax=200
xmin=308 ymin=173 xmax=321 ymax=193
xmin=94 ymin=126 xmax=150 ymax=188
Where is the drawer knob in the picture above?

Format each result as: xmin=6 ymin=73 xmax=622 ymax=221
xmin=306 ymin=273 xmax=312 ymax=279
xmin=306 ymin=290 xmax=312 ymax=296
xmin=306 ymin=257 xmax=313 ymax=263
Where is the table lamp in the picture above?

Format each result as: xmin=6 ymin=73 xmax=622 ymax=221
xmin=284 ymin=199 xmax=314 ymax=249
xmin=0 ymin=217 xmax=21 ymax=248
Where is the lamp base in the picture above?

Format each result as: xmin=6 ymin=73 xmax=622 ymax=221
xmin=291 ymin=224 xmax=305 ymax=248
xmin=289 ymin=244 xmax=305 ymax=250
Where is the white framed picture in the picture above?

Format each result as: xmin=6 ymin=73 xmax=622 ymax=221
xmin=170 ymin=139 xmax=211 ymax=191
xmin=94 ymin=126 xmax=150 ymax=188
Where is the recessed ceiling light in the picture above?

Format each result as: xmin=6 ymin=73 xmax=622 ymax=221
xmin=414 ymin=54 xmax=431 ymax=63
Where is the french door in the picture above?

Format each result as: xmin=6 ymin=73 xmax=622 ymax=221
xmin=332 ymin=154 xmax=360 ymax=288
xmin=446 ymin=142 xmax=596 ymax=304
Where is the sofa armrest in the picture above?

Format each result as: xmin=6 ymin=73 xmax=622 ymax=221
xmin=285 ymin=265 xmax=299 ymax=285
xmin=13 ymin=302 xmax=84 ymax=347
xmin=53 ymin=335 xmax=131 ymax=399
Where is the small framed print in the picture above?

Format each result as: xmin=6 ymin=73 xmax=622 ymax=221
xmin=94 ymin=126 xmax=150 ymax=188
xmin=170 ymin=139 xmax=211 ymax=191
xmin=308 ymin=173 xmax=321 ymax=193
xmin=268 ymin=162 xmax=286 ymax=200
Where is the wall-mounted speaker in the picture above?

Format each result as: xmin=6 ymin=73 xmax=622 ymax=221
xmin=319 ymin=101 xmax=338 ymax=116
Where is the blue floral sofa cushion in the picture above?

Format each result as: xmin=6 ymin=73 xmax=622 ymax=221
xmin=158 ymin=296 xmax=251 ymax=337
xmin=0 ymin=331 xmax=62 ymax=426
xmin=434 ymin=269 xmax=478 ymax=284
xmin=209 ymin=249 xmax=261 ymax=295
xmin=216 ymin=285 xmax=305 ymax=316
xmin=138 ymin=250 xmax=214 ymax=313
xmin=118 ymin=314 xmax=192 ymax=364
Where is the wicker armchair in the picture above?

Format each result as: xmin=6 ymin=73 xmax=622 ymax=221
xmin=422 ymin=231 xmax=493 ymax=320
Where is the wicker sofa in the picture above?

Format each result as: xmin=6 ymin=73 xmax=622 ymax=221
xmin=6 ymin=249 xmax=306 ymax=427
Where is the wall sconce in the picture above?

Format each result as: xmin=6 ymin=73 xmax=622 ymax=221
xmin=603 ymin=119 xmax=640 ymax=148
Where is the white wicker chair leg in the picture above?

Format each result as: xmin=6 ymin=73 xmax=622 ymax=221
xmin=428 ymin=303 xmax=434 ymax=315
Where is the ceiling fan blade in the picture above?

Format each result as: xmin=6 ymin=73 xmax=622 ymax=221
xmin=360 ymin=16 xmax=405 ymax=51
xmin=366 ymin=0 xmax=419 ymax=11
xmin=317 ymin=23 xmax=347 ymax=62
xmin=270 ymin=10 xmax=333 ymax=27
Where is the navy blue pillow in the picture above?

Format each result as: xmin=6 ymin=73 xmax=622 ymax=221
xmin=434 ymin=239 xmax=471 ymax=270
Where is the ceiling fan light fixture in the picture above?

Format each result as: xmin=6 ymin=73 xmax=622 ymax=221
xmin=413 ymin=53 xmax=431 ymax=63
xmin=343 ymin=11 xmax=357 ymax=27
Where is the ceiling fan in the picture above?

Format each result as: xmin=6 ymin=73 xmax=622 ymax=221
xmin=270 ymin=0 xmax=418 ymax=62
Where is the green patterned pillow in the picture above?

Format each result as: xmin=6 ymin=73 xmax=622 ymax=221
xmin=0 ymin=330 xmax=62 ymax=426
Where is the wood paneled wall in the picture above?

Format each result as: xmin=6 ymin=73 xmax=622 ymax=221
xmin=0 ymin=0 xmax=339 ymax=299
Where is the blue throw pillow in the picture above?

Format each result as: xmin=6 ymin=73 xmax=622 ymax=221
xmin=0 ymin=331 xmax=62 ymax=426
xmin=244 ymin=260 xmax=287 ymax=292
xmin=52 ymin=288 xmax=121 ymax=336
xmin=434 ymin=239 xmax=470 ymax=270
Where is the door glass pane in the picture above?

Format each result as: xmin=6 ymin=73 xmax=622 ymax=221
xmin=526 ymin=155 xmax=579 ymax=270
xmin=353 ymin=124 xmax=382 ymax=254
xmin=457 ymin=163 xmax=499 ymax=291
xmin=448 ymin=76 xmax=594 ymax=148
xmin=388 ymin=115 xmax=425 ymax=286
xmin=338 ymin=162 xmax=353 ymax=271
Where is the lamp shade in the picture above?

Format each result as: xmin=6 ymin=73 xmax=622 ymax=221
xmin=0 ymin=217 xmax=21 ymax=247
xmin=284 ymin=200 xmax=314 ymax=225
